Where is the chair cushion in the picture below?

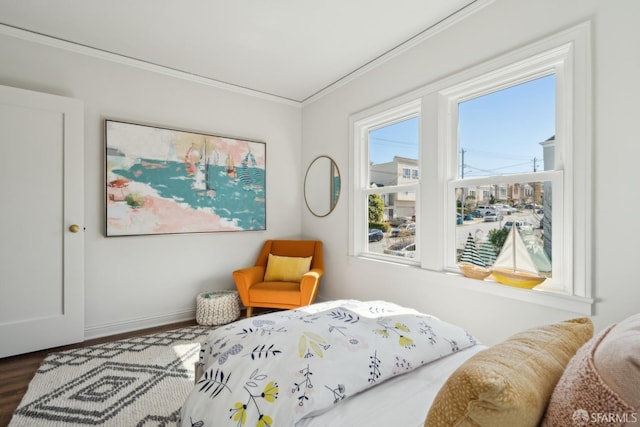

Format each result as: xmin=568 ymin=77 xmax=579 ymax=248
xmin=263 ymin=254 xmax=312 ymax=282
xmin=250 ymin=282 xmax=301 ymax=305
xmin=424 ymin=317 xmax=593 ymax=427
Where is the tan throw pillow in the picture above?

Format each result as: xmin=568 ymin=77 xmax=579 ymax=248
xmin=263 ymin=254 xmax=312 ymax=282
xmin=424 ymin=317 xmax=593 ymax=427
xmin=541 ymin=313 xmax=640 ymax=427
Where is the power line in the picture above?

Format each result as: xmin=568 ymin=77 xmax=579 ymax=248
xmin=463 ymin=147 xmax=539 ymax=162
xmin=369 ymin=136 xmax=418 ymax=147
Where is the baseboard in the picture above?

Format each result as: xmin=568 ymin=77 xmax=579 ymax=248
xmin=83 ymin=308 xmax=196 ymax=340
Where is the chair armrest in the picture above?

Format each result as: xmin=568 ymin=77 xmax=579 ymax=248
xmin=300 ymin=268 xmax=323 ymax=305
xmin=233 ymin=266 xmax=265 ymax=305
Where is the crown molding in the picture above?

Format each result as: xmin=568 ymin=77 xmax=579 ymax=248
xmin=0 ymin=23 xmax=302 ymax=108
xmin=301 ymin=0 xmax=495 ymax=106
xmin=0 ymin=0 xmax=493 ymax=109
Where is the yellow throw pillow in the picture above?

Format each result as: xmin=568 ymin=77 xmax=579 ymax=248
xmin=263 ymin=254 xmax=312 ymax=282
xmin=424 ymin=317 xmax=594 ymax=427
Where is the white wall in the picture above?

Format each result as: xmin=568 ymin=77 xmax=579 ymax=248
xmin=0 ymin=34 xmax=302 ymax=338
xmin=302 ymin=0 xmax=640 ymax=344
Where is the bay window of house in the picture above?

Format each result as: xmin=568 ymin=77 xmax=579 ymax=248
xmin=351 ymin=23 xmax=592 ymax=313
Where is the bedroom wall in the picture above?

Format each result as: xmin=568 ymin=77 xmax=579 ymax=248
xmin=0 ymin=34 xmax=302 ymax=338
xmin=301 ymin=0 xmax=640 ymax=345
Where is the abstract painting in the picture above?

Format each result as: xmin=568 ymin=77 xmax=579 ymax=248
xmin=105 ymin=120 xmax=266 ymax=236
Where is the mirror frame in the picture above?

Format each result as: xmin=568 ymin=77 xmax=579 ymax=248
xmin=304 ymin=155 xmax=341 ymax=217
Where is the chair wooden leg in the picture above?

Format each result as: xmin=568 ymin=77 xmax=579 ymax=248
xmin=246 ymin=306 xmax=253 ymax=318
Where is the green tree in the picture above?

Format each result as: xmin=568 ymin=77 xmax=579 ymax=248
xmin=368 ymin=194 xmax=387 ymax=230
xmin=488 ymin=228 xmax=509 ymax=253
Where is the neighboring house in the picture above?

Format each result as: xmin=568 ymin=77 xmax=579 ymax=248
xmin=541 ymin=135 xmax=556 ymax=259
xmin=370 ymin=156 xmax=418 ymax=220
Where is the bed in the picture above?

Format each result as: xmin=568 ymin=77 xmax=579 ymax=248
xmin=180 ymin=300 xmax=484 ymax=427
xmin=180 ymin=300 xmax=640 ymax=427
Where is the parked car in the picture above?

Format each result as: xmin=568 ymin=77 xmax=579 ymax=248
xmin=503 ymin=220 xmax=516 ymax=230
xmin=383 ymin=242 xmax=416 ymax=258
xmin=368 ymin=229 xmax=384 ymax=242
xmin=520 ymin=222 xmax=534 ymax=232
xmin=406 ymin=223 xmax=416 ymax=234
xmin=476 ymin=207 xmax=496 ymax=217
xmin=391 ymin=223 xmax=415 ymax=237
xmin=456 ymin=213 xmax=463 ymax=225
xmin=484 ymin=213 xmax=504 ymax=222
xmin=493 ymin=206 xmax=515 ymax=215
xmin=389 ymin=216 xmax=412 ymax=227
xmin=503 ymin=221 xmax=533 ymax=232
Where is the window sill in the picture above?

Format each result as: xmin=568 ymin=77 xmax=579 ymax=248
xmin=350 ymin=255 xmax=593 ymax=315
xmin=352 ymin=252 xmax=421 ymax=267
xmin=447 ymin=273 xmax=593 ymax=315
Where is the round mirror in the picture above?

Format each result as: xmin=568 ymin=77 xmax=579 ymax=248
xmin=304 ymin=156 xmax=341 ymax=217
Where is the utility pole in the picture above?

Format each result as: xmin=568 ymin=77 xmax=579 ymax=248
xmin=533 ymin=157 xmax=538 ymax=172
xmin=460 ymin=148 xmax=466 ymax=218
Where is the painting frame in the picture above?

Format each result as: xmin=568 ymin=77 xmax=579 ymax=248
xmin=105 ymin=120 xmax=266 ymax=237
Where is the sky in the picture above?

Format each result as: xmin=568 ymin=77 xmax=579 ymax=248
xmin=369 ymin=74 xmax=556 ymax=177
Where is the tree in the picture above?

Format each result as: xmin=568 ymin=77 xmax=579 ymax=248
xmin=368 ymin=194 xmax=386 ymax=230
xmin=488 ymin=228 xmax=509 ymax=253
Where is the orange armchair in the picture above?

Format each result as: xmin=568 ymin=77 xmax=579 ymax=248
xmin=233 ymin=240 xmax=324 ymax=317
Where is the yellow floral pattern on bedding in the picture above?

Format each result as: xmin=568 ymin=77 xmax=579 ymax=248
xmin=180 ymin=300 xmax=478 ymax=427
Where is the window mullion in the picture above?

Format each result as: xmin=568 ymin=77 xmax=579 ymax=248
xmin=363 ymin=183 xmax=419 ymax=195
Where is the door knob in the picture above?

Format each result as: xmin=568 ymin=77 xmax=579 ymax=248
xmin=69 ymin=224 xmax=81 ymax=233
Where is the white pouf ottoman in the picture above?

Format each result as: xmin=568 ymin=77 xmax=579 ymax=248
xmin=196 ymin=290 xmax=241 ymax=326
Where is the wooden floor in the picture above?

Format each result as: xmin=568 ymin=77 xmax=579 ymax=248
xmin=0 ymin=319 xmax=198 ymax=427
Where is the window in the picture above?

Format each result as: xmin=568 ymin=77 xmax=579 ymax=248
xmin=351 ymin=23 xmax=592 ymax=314
xmin=352 ymin=101 xmax=420 ymax=261
xmin=438 ymin=48 xmax=575 ymax=297
xmin=450 ymin=75 xmax=558 ymax=283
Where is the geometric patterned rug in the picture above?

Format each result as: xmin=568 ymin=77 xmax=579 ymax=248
xmin=9 ymin=325 xmax=215 ymax=427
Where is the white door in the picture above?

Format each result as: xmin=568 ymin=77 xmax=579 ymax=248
xmin=0 ymin=85 xmax=84 ymax=358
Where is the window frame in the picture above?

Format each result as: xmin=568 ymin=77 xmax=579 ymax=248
xmin=441 ymin=72 xmax=565 ymax=292
xmin=350 ymin=99 xmax=421 ymax=263
xmin=349 ymin=23 xmax=592 ymax=314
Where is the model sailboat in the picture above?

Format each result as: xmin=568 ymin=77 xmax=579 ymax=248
xmin=459 ymin=233 xmax=492 ymax=280
xmin=490 ymin=226 xmax=546 ymax=289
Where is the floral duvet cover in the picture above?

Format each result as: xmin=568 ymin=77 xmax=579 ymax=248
xmin=180 ymin=300 xmax=478 ymax=427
